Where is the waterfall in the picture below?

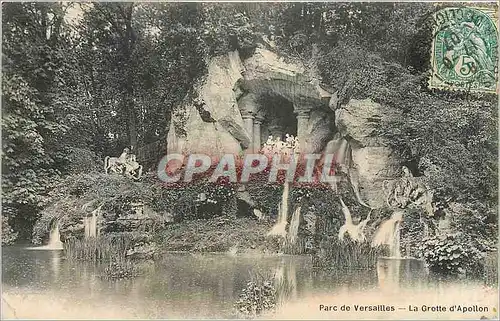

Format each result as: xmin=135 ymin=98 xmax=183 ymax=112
xmin=90 ymin=207 xmax=98 ymax=237
xmin=287 ymin=206 xmax=301 ymax=245
xmin=47 ymin=224 xmax=63 ymax=250
xmin=83 ymin=216 xmax=90 ymax=238
xmin=84 ymin=206 xmax=100 ymax=238
xmin=267 ymin=182 xmax=290 ymax=237
xmin=371 ymin=211 xmax=403 ymax=258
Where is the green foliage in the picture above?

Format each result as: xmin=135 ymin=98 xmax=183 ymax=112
xmin=63 ymin=148 xmax=102 ymax=174
xmin=197 ymin=182 xmax=236 ymax=206
xmin=399 ymin=207 xmax=435 ymax=258
xmin=268 ymin=2 xmax=497 ymax=220
xmin=419 ymin=233 xmax=486 ymax=276
xmin=381 ymin=86 xmax=497 ymax=209
xmin=447 ymin=202 xmax=497 ymax=251
xmin=314 ymin=240 xmax=384 ymax=270
xmin=2 ymin=2 xmax=497 ymax=253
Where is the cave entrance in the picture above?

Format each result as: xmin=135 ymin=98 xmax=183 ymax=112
xmin=258 ymin=94 xmax=297 ymax=145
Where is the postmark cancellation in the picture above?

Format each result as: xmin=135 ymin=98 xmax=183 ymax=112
xmin=429 ymin=6 xmax=499 ymax=93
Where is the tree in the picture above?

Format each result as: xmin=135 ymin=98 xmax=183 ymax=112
xmin=2 ymin=3 xmax=77 ymax=239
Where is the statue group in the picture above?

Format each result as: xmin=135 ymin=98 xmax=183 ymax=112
xmin=104 ymin=147 xmax=143 ymax=180
xmin=262 ymin=134 xmax=300 ymax=157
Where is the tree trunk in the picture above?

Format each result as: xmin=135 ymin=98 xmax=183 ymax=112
xmin=123 ymin=3 xmax=138 ymax=151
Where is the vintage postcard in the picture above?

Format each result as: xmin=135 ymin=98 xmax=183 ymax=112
xmin=1 ymin=2 xmax=499 ymax=320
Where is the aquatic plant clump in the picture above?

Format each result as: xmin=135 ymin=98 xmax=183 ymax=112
xmin=1 ymin=217 xmax=18 ymax=246
xmin=64 ymin=233 xmax=135 ymax=262
xmin=101 ymin=261 xmax=140 ymax=280
xmin=234 ymin=279 xmax=277 ymax=318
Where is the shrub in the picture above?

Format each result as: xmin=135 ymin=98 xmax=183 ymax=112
xmin=419 ymin=233 xmax=485 ymax=276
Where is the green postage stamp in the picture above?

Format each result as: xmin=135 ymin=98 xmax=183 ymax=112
xmin=429 ymin=6 xmax=499 ymax=93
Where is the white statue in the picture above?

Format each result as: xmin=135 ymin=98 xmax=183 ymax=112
xmin=104 ymin=147 xmax=129 ymax=174
xmin=124 ymin=154 xmax=143 ymax=180
xmin=104 ymin=148 xmax=143 ymax=180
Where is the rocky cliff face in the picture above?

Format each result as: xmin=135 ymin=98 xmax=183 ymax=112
xmin=336 ymin=99 xmax=402 ymax=208
xmin=167 ymin=48 xmax=403 ymax=209
xmin=167 ymin=51 xmax=248 ymax=156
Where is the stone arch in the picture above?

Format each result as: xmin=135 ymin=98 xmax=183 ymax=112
xmin=236 ymin=82 xmax=334 ymax=153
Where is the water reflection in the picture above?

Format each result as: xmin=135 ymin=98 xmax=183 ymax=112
xmin=2 ymin=246 xmax=497 ymax=320
xmin=274 ymin=258 xmax=299 ymax=306
xmin=376 ymin=257 xmax=428 ymax=293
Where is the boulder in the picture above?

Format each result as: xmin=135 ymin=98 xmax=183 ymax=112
xmin=167 ymin=51 xmax=247 ymax=157
xmin=336 ymin=99 xmax=402 ymax=208
xmin=351 ymin=147 xmax=401 ymax=208
xmin=336 ymin=98 xmax=401 ymax=147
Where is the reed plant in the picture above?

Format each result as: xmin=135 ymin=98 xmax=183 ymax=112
xmin=315 ymin=239 xmax=386 ymax=270
xmin=64 ymin=233 xmax=134 ymax=262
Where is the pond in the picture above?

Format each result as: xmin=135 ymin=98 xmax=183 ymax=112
xmin=1 ymin=246 xmax=497 ymax=320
